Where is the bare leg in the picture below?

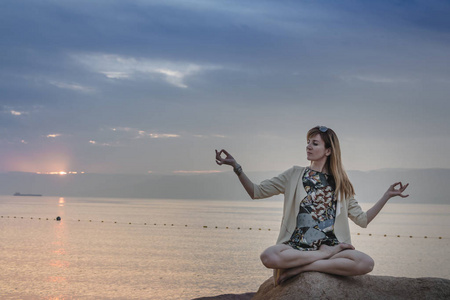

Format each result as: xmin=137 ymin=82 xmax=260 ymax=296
xmin=278 ymin=248 xmax=374 ymax=284
xmin=260 ymin=243 xmax=355 ymax=285
xmin=260 ymin=243 xmax=354 ymax=270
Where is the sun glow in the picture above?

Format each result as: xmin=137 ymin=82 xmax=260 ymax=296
xmin=36 ymin=171 xmax=85 ymax=175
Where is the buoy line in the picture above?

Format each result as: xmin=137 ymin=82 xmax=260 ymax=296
xmin=1 ymin=215 xmax=449 ymax=240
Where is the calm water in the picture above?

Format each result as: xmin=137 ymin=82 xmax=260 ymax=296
xmin=1 ymin=196 xmax=449 ymax=299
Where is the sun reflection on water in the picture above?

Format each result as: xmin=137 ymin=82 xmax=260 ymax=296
xmin=50 ymin=260 xmax=70 ymax=268
xmin=47 ymin=198 xmax=69 ymax=290
xmin=47 ymin=276 xmax=67 ymax=283
xmin=53 ymin=248 xmax=66 ymax=255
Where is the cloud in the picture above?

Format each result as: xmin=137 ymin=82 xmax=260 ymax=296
xmin=100 ymin=72 xmax=130 ymax=79
xmin=112 ymin=127 xmax=133 ymax=132
xmin=87 ymin=127 xmax=182 ymax=148
xmin=1 ymin=106 xmax=30 ymax=116
xmin=10 ymin=110 xmax=27 ymax=116
xmin=72 ymin=53 xmax=221 ymax=88
xmin=155 ymin=69 xmax=188 ymax=88
xmin=49 ymin=80 xmax=94 ymax=93
xmin=89 ymin=140 xmax=114 ymax=147
xmin=341 ymin=75 xmax=414 ymax=84
xmin=137 ymin=130 xmax=180 ymax=139
xmin=113 ymin=127 xmax=180 ymax=139
xmin=148 ymin=133 xmax=180 ymax=139
xmin=111 ymin=127 xmax=133 ymax=133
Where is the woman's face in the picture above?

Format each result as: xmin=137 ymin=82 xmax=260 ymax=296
xmin=306 ymin=134 xmax=331 ymax=162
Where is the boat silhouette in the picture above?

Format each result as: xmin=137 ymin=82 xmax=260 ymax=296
xmin=13 ymin=192 xmax=43 ymax=197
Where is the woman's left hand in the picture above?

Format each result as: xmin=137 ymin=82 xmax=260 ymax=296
xmin=385 ymin=182 xmax=409 ymax=199
xmin=367 ymin=182 xmax=410 ymax=225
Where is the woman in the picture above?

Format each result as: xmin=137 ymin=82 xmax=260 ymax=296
xmin=215 ymin=126 xmax=409 ymax=285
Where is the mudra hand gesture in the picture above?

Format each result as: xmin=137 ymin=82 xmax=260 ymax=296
xmin=385 ymin=182 xmax=410 ymax=199
xmin=215 ymin=149 xmax=237 ymax=167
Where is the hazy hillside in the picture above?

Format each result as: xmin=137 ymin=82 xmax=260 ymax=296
xmin=0 ymin=168 xmax=449 ymax=204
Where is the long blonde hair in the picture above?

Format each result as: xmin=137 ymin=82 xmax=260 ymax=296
xmin=307 ymin=126 xmax=355 ymax=201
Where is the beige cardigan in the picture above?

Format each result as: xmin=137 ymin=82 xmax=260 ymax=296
xmin=253 ymin=166 xmax=367 ymax=245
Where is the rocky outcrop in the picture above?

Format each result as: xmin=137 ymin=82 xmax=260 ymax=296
xmin=252 ymin=272 xmax=450 ymax=300
xmin=192 ymin=292 xmax=255 ymax=300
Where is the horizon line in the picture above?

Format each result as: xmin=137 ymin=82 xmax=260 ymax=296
xmin=1 ymin=166 xmax=450 ymax=175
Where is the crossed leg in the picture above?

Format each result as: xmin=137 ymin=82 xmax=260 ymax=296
xmin=260 ymin=243 xmax=374 ymax=285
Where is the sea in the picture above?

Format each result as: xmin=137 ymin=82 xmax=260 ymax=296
xmin=1 ymin=195 xmax=449 ymax=300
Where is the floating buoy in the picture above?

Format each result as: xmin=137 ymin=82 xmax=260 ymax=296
xmin=7 ymin=216 xmax=449 ymax=240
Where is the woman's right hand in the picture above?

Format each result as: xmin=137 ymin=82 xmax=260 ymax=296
xmin=215 ymin=149 xmax=237 ymax=167
xmin=215 ymin=149 xmax=254 ymax=198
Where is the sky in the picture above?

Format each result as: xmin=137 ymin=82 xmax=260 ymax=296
xmin=1 ymin=0 xmax=450 ymax=175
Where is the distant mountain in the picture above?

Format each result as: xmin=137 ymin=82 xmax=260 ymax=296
xmin=0 ymin=168 xmax=448 ymax=204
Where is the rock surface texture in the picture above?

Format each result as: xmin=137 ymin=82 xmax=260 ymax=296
xmin=252 ymin=272 xmax=450 ymax=300
xmin=192 ymin=292 xmax=255 ymax=300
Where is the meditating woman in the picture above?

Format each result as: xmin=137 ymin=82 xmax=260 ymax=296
xmin=215 ymin=126 xmax=409 ymax=285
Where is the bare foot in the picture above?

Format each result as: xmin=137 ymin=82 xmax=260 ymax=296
xmin=273 ymin=269 xmax=280 ymax=286
xmin=338 ymin=243 xmax=355 ymax=251
xmin=277 ymin=267 xmax=297 ymax=285
xmin=319 ymin=243 xmax=354 ymax=258
xmin=275 ymin=244 xmax=356 ymax=285
xmin=274 ymin=268 xmax=301 ymax=286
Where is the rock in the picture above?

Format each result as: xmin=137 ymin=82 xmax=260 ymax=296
xmin=252 ymin=272 xmax=450 ymax=300
xmin=192 ymin=292 xmax=255 ymax=300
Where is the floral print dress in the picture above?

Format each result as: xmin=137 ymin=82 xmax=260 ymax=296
xmin=283 ymin=167 xmax=340 ymax=251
